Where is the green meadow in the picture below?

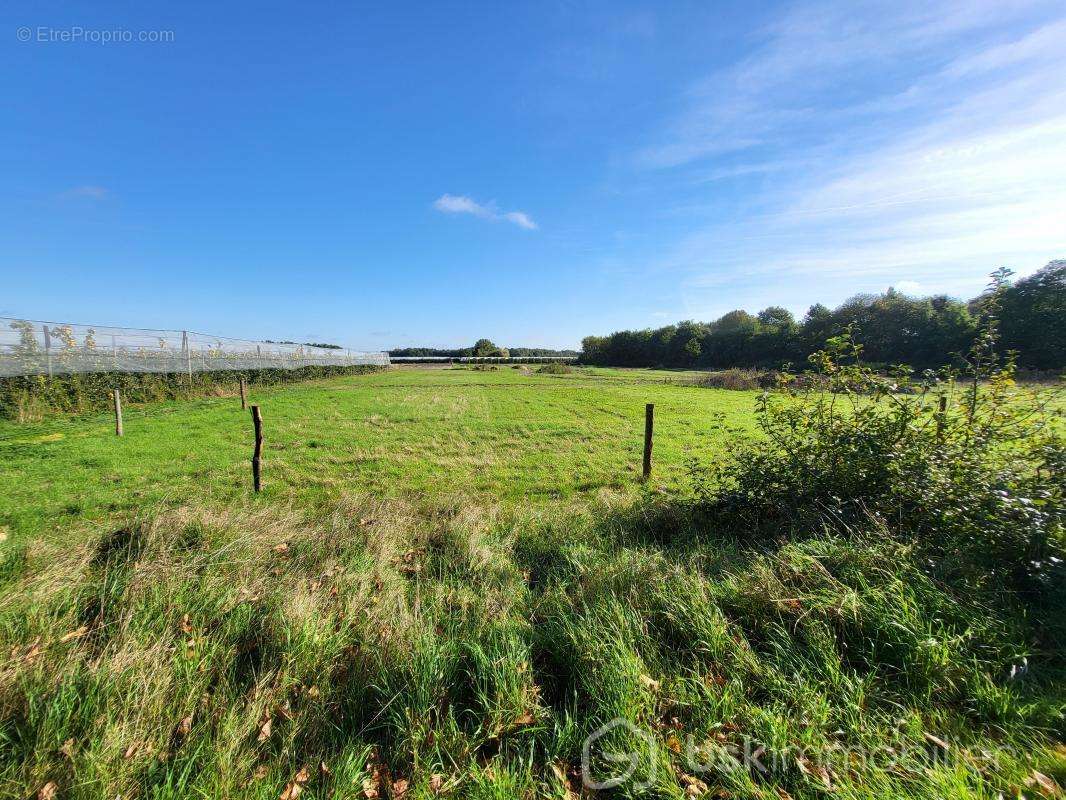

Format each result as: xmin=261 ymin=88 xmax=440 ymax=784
xmin=0 ymin=366 xmax=755 ymax=541
xmin=0 ymin=366 xmax=1062 ymax=800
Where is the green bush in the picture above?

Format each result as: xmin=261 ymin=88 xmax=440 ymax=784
xmin=690 ymin=274 xmax=1064 ymax=604
xmin=536 ymin=363 xmax=572 ymax=375
xmin=0 ymin=365 xmax=385 ymax=422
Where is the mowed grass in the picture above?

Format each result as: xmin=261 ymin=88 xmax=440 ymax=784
xmin=0 ymin=366 xmax=756 ymax=541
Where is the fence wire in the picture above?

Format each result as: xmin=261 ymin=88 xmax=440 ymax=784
xmin=0 ymin=318 xmax=390 ymax=377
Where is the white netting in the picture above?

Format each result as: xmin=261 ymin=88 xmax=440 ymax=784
xmin=0 ymin=318 xmax=390 ymax=377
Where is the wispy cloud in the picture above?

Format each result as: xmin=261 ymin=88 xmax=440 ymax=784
xmin=635 ymin=0 xmax=1066 ymax=318
xmin=432 ymin=194 xmax=538 ymax=230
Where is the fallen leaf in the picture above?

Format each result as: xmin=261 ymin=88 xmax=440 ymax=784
xmin=273 ymin=542 xmax=290 ymax=554
xmin=666 ymin=734 xmax=683 ymax=753
xmin=639 ymin=674 xmax=661 ymax=692
xmin=391 ymin=778 xmax=409 ymax=798
xmin=244 ymin=764 xmax=270 ymax=786
xmin=796 ymin=755 xmax=833 ymax=790
xmin=1026 ymin=770 xmax=1062 ymax=797
xmin=257 ymin=708 xmax=272 ymax=742
xmin=775 ymin=789 xmax=794 ymax=800
xmin=923 ymin=732 xmax=950 ymax=750
xmin=174 ymin=714 xmax=193 ymax=741
xmin=21 ymin=638 xmax=42 ymax=662
xmin=280 ymin=765 xmax=311 ymax=800
xmin=428 ymin=773 xmax=444 ymax=794
xmin=37 ymin=782 xmax=57 ymax=800
xmin=61 ymin=626 xmax=89 ymax=643
xmin=124 ymin=742 xmax=138 ymax=759
xmin=513 ymin=711 xmax=536 ymax=727
xmin=180 ymin=614 xmax=193 ymax=634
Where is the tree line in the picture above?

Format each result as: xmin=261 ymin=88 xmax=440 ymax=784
xmin=581 ymin=261 xmax=1065 ymax=371
xmin=391 ymin=339 xmax=578 ymax=359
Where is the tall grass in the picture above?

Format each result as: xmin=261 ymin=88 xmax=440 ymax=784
xmin=2 ymin=490 xmax=1061 ymax=799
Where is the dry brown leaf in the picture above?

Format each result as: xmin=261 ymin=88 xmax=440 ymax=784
xmin=428 ymin=773 xmax=444 ymax=795
xmin=280 ymin=765 xmax=311 ymax=800
xmin=1026 ymin=770 xmax=1062 ymax=798
xmin=666 ymin=734 xmax=683 ymax=753
xmin=180 ymin=614 xmax=193 ymax=634
xmin=923 ymin=732 xmax=950 ymax=750
xmin=796 ymin=755 xmax=833 ymax=790
xmin=124 ymin=742 xmax=138 ymax=759
xmin=319 ymin=761 xmax=332 ymax=778
xmin=22 ymin=638 xmax=42 ymax=662
xmin=775 ymin=788 xmax=795 ymax=800
xmin=37 ymin=782 xmax=57 ymax=800
xmin=273 ymin=542 xmax=290 ymax=554
xmin=257 ymin=708 xmax=273 ymax=742
xmin=513 ymin=711 xmax=536 ymax=726
xmin=390 ymin=778 xmax=409 ymax=798
xmin=361 ymin=779 xmax=380 ymax=799
xmin=60 ymin=626 xmax=89 ymax=643
xmin=175 ymin=714 xmax=193 ymax=741
xmin=639 ymin=674 xmax=661 ymax=692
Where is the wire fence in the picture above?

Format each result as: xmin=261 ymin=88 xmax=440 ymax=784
xmin=0 ymin=318 xmax=390 ymax=377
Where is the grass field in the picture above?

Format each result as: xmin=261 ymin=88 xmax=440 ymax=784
xmin=1 ymin=366 xmax=1062 ymax=800
xmin=0 ymin=366 xmax=756 ymax=542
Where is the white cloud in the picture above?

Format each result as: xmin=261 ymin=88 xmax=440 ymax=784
xmin=893 ymin=281 xmax=923 ymax=295
xmin=636 ymin=2 xmax=1066 ymax=317
xmin=502 ymin=211 xmax=537 ymax=230
xmin=432 ymin=194 xmax=537 ymax=230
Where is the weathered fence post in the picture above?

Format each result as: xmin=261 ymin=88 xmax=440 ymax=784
xmin=182 ymin=331 xmax=192 ymax=380
xmin=43 ymin=324 xmax=53 ymax=378
xmin=239 ymin=378 xmax=247 ymax=410
xmin=113 ymin=389 xmax=123 ymax=437
xmin=936 ymin=395 xmax=947 ymax=444
xmin=251 ymin=405 xmax=263 ymax=492
xmin=642 ymin=403 xmax=654 ymax=480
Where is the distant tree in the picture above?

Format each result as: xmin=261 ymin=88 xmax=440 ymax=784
xmin=577 ymin=262 xmax=1063 ymax=370
xmin=998 ymin=261 xmax=1066 ymax=369
xmin=472 ymin=338 xmax=500 ymax=357
xmin=757 ymin=306 xmax=795 ymax=329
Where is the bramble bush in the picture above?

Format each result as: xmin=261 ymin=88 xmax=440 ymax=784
xmin=690 ymin=272 xmax=1064 ymax=600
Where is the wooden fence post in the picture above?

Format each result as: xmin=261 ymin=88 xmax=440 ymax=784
xmin=251 ymin=405 xmax=263 ymax=492
xmin=113 ymin=389 xmax=123 ymax=437
xmin=936 ymin=395 xmax=947 ymax=444
xmin=642 ymin=403 xmax=654 ymax=480
xmin=239 ymin=378 xmax=247 ymax=410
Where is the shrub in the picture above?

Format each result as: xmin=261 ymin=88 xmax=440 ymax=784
xmin=690 ymin=274 xmax=1064 ymax=602
xmin=536 ymin=363 xmax=572 ymax=375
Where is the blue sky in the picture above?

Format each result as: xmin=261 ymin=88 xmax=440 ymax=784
xmin=3 ymin=1 xmax=1064 ymax=350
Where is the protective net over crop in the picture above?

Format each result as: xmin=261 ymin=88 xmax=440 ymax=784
xmin=0 ymin=318 xmax=390 ymax=377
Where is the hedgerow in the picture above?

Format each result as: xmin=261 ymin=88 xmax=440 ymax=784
xmin=0 ymin=365 xmax=385 ymax=422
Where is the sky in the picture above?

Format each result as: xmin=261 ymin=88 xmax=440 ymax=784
xmin=2 ymin=1 xmax=1064 ymax=351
